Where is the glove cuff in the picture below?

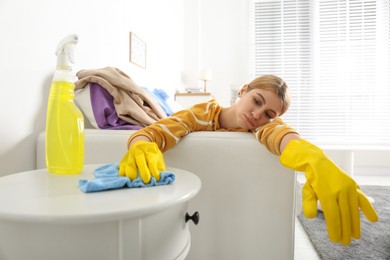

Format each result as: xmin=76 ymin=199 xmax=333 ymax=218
xmin=132 ymin=140 xmax=149 ymax=147
xmin=280 ymin=139 xmax=323 ymax=171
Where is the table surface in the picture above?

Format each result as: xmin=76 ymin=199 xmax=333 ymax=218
xmin=0 ymin=165 xmax=201 ymax=224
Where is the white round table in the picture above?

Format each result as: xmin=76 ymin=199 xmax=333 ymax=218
xmin=0 ymin=165 xmax=201 ymax=260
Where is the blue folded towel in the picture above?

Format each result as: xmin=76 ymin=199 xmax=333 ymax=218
xmin=78 ymin=163 xmax=175 ymax=193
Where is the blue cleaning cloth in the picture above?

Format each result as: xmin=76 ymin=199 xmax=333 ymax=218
xmin=78 ymin=162 xmax=175 ymax=193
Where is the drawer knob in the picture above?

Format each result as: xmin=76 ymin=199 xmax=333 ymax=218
xmin=185 ymin=211 xmax=200 ymax=225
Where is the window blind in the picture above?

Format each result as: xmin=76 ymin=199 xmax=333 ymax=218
xmin=251 ymin=0 xmax=390 ymax=146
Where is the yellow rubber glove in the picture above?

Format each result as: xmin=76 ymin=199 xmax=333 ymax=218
xmin=119 ymin=140 xmax=166 ymax=184
xmin=280 ymin=139 xmax=378 ymax=245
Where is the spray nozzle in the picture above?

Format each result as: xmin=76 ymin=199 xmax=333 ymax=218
xmin=55 ymin=34 xmax=79 ymax=69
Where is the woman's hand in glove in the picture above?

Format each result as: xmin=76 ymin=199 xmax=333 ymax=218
xmin=280 ymin=139 xmax=378 ymax=245
xmin=119 ymin=140 xmax=166 ymax=184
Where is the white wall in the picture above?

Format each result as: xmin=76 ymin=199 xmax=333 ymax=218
xmin=0 ymin=0 xmax=184 ymax=175
xmin=183 ymin=0 xmax=251 ymax=106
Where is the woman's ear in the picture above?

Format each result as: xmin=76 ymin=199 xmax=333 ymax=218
xmin=237 ymin=84 xmax=249 ymax=97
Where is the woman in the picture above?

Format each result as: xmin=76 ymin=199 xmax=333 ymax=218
xmin=119 ymin=75 xmax=378 ymax=246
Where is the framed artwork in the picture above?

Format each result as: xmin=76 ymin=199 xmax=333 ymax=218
xmin=129 ymin=32 xmax=146 ymax=69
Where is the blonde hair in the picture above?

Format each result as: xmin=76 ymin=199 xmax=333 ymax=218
xmin=245 ymin=75 xmax=291 ymax=115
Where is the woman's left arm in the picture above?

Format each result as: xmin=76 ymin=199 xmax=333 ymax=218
xmin=279 ymin=133 xmax=301 ymax=152
xmin=256 ymin=119 xmax=378 ymax=245
xmin=279 ymin=133 xmax=378 ymax=246
xmin=254 ymin=118 xmax=298 ymax=155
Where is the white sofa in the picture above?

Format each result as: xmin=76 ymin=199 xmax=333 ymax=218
xmin=36 ymin=129 xmax=296 ymax=260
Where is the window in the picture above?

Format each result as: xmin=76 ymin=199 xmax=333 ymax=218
xmin=251 ymin=0 xmax=390 ymax=146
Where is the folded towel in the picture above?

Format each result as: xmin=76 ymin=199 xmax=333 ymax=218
xmin=79 ymin=163 xmax=175 ymax=193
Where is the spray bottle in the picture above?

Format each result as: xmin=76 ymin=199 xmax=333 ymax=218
xmin=45 ymin=34 xmax=84 ymax=174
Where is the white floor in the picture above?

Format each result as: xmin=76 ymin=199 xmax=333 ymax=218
xmin=294 ymin=174 xmax=390 ymax=260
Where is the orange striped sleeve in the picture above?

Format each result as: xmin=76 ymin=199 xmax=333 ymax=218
xmin=128 ymin=100 xmax=222 ymax=152
xmin=254 ymin=118 xmax=298 ymax=155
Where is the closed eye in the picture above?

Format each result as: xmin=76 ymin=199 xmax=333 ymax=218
xmin=253 ymin=97 xmax=262 ymax=106
xmin=254 ymin=93 xmax=278 ymax=119
xmin=265 ymin=110 xmax=276 ymax=120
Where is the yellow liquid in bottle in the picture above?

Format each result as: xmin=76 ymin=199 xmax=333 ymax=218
xmin=46 ymin=81 xmax=84 ymax=174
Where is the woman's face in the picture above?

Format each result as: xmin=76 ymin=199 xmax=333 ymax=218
xmin=235 ymin=87 xmax=283 ymax=130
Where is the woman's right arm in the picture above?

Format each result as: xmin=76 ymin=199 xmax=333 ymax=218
xmin=128 ymin=135 xmax=152 ymax=148
xmin=128 ymin=100 xmax=220 ymax=152
xmin=121 ymin=101 xmax=220 ymax=183
xmin=127 ymin=114 xmax=192 ymax=152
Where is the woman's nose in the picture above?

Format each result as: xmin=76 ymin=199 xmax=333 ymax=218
xmin=251 ymin=109 xmax=264 ymax=120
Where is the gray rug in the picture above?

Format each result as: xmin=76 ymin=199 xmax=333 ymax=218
xmin=297 ymin=185 xmax=390 ymax=260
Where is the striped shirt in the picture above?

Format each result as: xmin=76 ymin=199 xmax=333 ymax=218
xmin=129 ymin=99 xmax=297 ymax=155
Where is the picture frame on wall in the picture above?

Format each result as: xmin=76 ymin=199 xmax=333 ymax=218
xmin=129 ymin=32 xmax=146 ymax=69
